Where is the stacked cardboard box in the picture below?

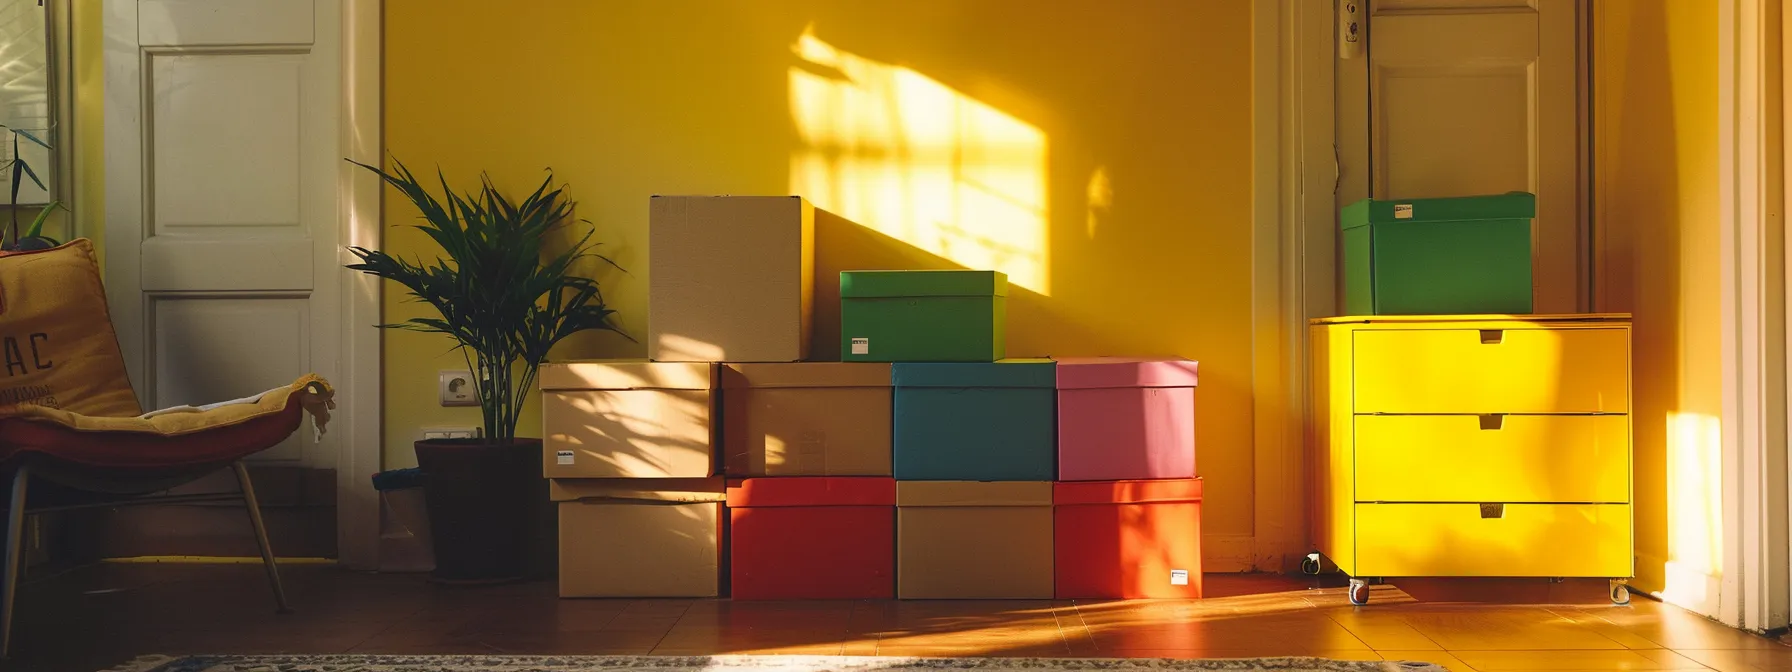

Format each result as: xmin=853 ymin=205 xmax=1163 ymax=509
xmin=543 ymin=195 xmax=1204 ymax=601
xmin=540 ymin=360 xmax=724 ymax=597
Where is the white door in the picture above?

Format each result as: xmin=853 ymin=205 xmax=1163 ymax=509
xmin=103 ymin=0 xmax=342 ymax=469
xmin=1337 ymin=0 xmax=1587 ymax=313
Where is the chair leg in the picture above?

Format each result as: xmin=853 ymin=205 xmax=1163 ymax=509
xmin=1 ymin=467 xmax=29 ymax=659
xmin=232 ymin=461 xmax=291 ymax=614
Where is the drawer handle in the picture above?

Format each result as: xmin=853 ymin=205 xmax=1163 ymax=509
xmin=1480 ymin=503 xmax=1505 ymax=519
xmin=1479 ymin=330 xmax=1504 ymax=344
xmin=1478 ymin=414 xmax=1505 ymax=430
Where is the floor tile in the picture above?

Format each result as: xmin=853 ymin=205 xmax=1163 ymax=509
xmin=1450 ymin=648 xmax=1712 ymax=670
xmin=1560 ymin=604 xmax=1786 ymax=650
xmin=1397 ymin=608 xmax=1632 ymax=650
xmin=1377 ymin=650 xmax=1475 ymax=672
xmin=1676 ymin=648 xmax=1792 ymax=672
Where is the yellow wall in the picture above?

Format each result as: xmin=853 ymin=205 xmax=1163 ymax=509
xmin=1592 ymin=1 xmax=1724 ymax=602
xmin=383 ymin=1 xmax=1256 ymax=543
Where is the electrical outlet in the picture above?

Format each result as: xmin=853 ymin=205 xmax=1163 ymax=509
xmin=439 ymin=370 xmax=478 ymax=407
xmin=419 ymin=426 xmax=477 ymax=441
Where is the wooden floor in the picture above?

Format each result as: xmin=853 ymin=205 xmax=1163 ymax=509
xmin=9 ymin=564 xmax=1790 ymax=672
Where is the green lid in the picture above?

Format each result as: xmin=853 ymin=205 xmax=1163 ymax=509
xmin=840 ymin=270 xmax=1008 ymax=298
xmin=1341 ymin=191 xmax=1536 ymax=231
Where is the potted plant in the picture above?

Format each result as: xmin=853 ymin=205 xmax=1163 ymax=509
xmin=347 ymin=158 xmax=628 ymax=583
xmin=2 ymin=124 xmax=66 ymax=252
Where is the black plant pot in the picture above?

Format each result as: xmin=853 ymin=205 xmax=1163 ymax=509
xmin=413 ymin=437 xmax=540 ymax=584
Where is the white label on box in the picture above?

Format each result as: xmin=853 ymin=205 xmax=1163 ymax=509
xmin=1393 ymin=203 xmax=1413 ymax=220
xmin=850 ymin=337 xmax=869 ymax=355
xmin=556 ymin=450 xmax=575 ymax=466
xmin=1170 ymin=569 xmax=1189 ymax=586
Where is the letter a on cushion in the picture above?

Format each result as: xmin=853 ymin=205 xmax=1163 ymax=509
xmin=0 ymin=239 xmax=141 ymax=417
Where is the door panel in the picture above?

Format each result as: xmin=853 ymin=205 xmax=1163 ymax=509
xmin=151 ymin=297 xmax=311 ymax=461
xmin=151 ymin=53 xmax=306 ymax=229
xmin=1340 ymin=0 xmax=1585 ymax=314
xmin=107 ymin=0 xmax=340 ymax=468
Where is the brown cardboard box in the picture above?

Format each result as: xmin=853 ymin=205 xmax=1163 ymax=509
xmin=541 ymin=360 xmax=716 ymax=479
xmin=722 ymin=363 xmax=893 ymax=477
xmin=649 ymin=196 xmax=815 ymax=362
xmin=895 ymin=481 xmax=1054 ymax=599
xmin=552 ymin=478 xmax=725 ymax=598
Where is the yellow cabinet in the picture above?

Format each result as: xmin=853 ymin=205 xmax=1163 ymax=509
xmin=1307 ymin=314 xmax=1634 ymax=606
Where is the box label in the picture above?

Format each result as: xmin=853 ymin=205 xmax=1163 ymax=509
xmin=1393 ymin=203 xmax=1413 ymax=220
xmin=1170 ymin=569 xmax=1189 ymax=586
xmin=556 ymin=450 xmax=575 ymax=466
xmin=850 ymin=337 xmax=869 ymax=355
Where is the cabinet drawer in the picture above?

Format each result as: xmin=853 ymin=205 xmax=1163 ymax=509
xmin=1355 ymin=415 xmax=1629 ymax=503
xmin=1355 ymin=503 xmax=1632 ymax=577
xmin=1354 ymin=328 xmax=1629 ymax=413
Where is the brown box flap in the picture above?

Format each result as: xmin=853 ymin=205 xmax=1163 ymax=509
xmin=721 ymin=362 xmax=892 ymax=389
xmin=540 ymin=360 xmax=716 ymax=391
xmin=896 ymin=481 xmax=1052 ymax=507
xmin=549 ymin=478 xmax=727 ymax=503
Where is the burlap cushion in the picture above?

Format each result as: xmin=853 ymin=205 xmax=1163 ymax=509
xmin=0 ymin=239 xmax=140 ymax=417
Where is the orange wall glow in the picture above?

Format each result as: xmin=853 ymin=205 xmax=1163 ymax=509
xmin=384 ymin=0 xmax=1254 ymax=555
xmin=1592 ymin=0 xmax=1723 ymax=608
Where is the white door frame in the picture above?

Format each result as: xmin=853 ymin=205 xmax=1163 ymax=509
xmin=100 ymin=0 xmax=383 ymax=570
xmin=337 ymin=0 xmax=384 ymax=573
xmin=1721 ymin=0 xmax=1790 ymax=632
xmin=1249 ymin=0 xmax=1335 ymax=572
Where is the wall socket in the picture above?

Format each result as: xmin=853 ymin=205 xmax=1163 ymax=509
xmin=439 ymin=370 xmax=479 ymax=407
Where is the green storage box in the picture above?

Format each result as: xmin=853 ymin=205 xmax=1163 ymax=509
xmin=840 ymin=270 xmax=1005 ymax=362
xmin=1341 ymin=192 xmax=1535 ymax=315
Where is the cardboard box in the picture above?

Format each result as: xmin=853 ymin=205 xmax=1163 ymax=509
xmin=1056 ymin=357 xmax=1199 ymax=481
xmin=552 ymin=478 xmax=725 ymax=598
xmin=896 ymin=480 xmax=1053 ymax=599
xmin=1054 ymin=478 xmax=1203 ymax=599
xmin=892 ymin=360 xmax=1056 ymax=481
xmin=541 ymin=360 xmax=716 ymax=479
xmin=722 ymin=363 xmax=892 ymax=476
xmin=840 ymin=270 xmax=1006 ymax=362
xmin=649 ymin=196 xmax=815 ymax=362
xmin=727 ymin=477 xmax=895 ymax=599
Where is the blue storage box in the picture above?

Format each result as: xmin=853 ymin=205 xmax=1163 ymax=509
xmin=892 ymin=359 xmax=1056 ymax=481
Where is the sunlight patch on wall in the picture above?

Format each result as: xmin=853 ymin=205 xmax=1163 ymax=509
xmin=788 ymin=28 xmax=1049 ymax=295
xmin=1664 ymin=411 xmax=1723 ymax=590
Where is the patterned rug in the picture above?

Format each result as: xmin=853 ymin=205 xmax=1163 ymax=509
xmin=109 ymin=654 xmax=1448 ymax=672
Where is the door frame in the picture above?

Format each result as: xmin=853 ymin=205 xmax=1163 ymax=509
xmin=1723 ymin=0 xmax=1790 ymax=632
xmin=338 ymin=0 xmax=384 ymax=573
xmin=100 ymin=0 xmax=384 ymax=570
xmin=1249 ymin=0 xmax=1336 ymax=572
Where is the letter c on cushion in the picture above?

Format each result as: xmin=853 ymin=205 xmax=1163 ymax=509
xmin=0 ymin=239 xmax=141 ymax=418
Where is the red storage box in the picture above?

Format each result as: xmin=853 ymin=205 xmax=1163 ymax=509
xmin=1053 ymin=478 xmax=1203 ymax=599
xmin=727 ymin=476 xmax=896 ymax=599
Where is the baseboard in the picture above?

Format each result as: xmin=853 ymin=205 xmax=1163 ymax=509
xmin=53 ymin=466 xmax=338 ymax=564
xmin=1203 ymin=533 xmax=1257 ymax=573
xmin=1636 ymin=552 xmax=1724 ymax=618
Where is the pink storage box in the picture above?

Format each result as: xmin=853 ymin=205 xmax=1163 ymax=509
xmin=1055 ymin=357 xmax=1198 ymax=481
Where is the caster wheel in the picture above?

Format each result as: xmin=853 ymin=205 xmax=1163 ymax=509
xmin=1610 ymin=581 xmax=1631 ymax=606
xmin=1348 ymin=578 xmax=1371 ymax=606
xmin=1301 ymin=553 xmax=1323 ymax=576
